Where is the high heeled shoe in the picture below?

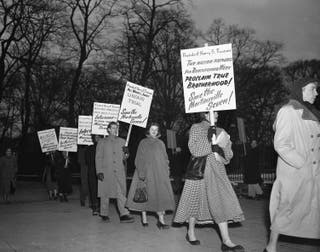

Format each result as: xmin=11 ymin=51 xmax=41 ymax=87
xmin=156 ymin=220 xmax=170 ymax=229
xmin=263 ymin=249 xmax=268 ymax=252
xmin=221 ymin=243 xmax=244 ymax=251
xmin=141 ymin=220 xmax=149 ymax=227
xmin=185 ymin=233 xmax=200 ymax=245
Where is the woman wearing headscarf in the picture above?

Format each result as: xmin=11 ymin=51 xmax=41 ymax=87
xmin=264 ymin=79 xmax=320 ymax=252
xmin=126 ymin=122 xmax=175 ymax=229
xmin=174 ymin=112 xmax=244 ymax=251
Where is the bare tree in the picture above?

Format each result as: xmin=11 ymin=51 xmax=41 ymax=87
xmin=64 ymin=0 xmax=118 ymax=126
xmin=0 ymin=0 xmax=26 ymax=102
xmin=11 ymin=0 xmax=62 ymax=138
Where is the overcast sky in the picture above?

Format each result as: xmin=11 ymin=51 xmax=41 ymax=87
xmin=187 ymin=0 xmax=320 ymax=62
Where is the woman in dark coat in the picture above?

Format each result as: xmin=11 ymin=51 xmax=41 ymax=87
xmin=42 ymin=151 xmax=58 ymax=200
xmin=56 ymin=151 xmax=72 ymax=202
xmin=244 ymin=140 xmax=263 ymax=199
xmin=126 ymin=123 xmax=175 ymax=229
xmin=0 ymin=148 xmax=18 ymax=203
xmin=174 ymin=112 xmax=244 ymax=251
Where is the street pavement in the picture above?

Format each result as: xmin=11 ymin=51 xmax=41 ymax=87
xmin=0 ymin=181 xmax=319 ymax=252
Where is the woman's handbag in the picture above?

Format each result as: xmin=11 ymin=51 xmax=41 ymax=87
xmin=133 ymin=180 xmax=148 ymax=203
xmin=184 ymin=155 xmax=207 ymax=180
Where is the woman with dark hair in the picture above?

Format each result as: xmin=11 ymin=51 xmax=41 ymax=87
xmin=264 ymin=79 xmax=320 ymax=252
xmin=0 ymin=148 xmax=18 ymax=203
xmin=174 ymin=112 xmax=244 ymax=251
xmin=126 ymin=122 xmax=175 ymax=229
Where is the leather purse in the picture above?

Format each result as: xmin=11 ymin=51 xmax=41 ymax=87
xmin=133 ymin=182 xmax=148 ymax=203
xmin=184 ymin=155 xmax=207 ymax=180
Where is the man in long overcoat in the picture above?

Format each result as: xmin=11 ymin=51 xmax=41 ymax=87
xmin=264 ymin=80 xmax=320 ymax=252
xmin=95 ymin=122 xmax=134 ymax=223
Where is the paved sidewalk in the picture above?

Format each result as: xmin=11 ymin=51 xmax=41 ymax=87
xmin=0 ymin=181 xmax=319 ymax=252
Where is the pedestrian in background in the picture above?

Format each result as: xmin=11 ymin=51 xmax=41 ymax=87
xmin=0 ymin=148 xmax=18 ymax=204
xmin=244 ymin=140 xmax=263 ymax=200
xmin=174 ymin=112 xmax=244 ymax=251
xmin=85 ymin=134 xmax=100 ymax=215
xmin=126 ymin=122 xmax=175 ymax=228
xmin=95 ymin=122 xmax=134 ymax=223
xmin=264 ymin=79 xmax=320 ymax=252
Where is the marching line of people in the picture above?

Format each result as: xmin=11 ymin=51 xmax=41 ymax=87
xmin=1 ymin=78 xmax=319 ymax=252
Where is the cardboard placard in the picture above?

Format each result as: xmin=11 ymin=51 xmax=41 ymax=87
xmin=92 ymin=102 xmax=120 ymax=135
xmin=58 ymin=127 xmax=78 ymax=152
xmin=78 ymin=115 xmax=93 ymax=145
xmin=37 ymin=129 xmax=58 ymax=153
xmin=181 ymin=43 xmax=236 ymax=113
xmin=118 ymin=81 xmax=154 ymax=128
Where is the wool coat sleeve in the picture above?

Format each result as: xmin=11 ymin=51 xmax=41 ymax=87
xmin=95 ymin=140 xmax=104 ymax=174
xmin=135 ymin=140 xmax=147 ymax=179
xmin=274 ymin=106 xmax=306 ymax=169
xmin=188 ymin=123 xmax=212 ymax=157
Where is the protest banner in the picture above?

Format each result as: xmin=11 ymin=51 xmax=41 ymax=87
xmin=58 ymin=127 xmax=78 ymax=152
xmin=78 ymin=115 xmax=93 ymax=145
xmin=37 ymin=129 xmax=58 ymax=153
xmin=118 ymin=81 xmax=154 ymax=128
xmin=92 ymin=102 xmax=120 ymax=135
xmin=181 ymin=43 xmax=236 ymax=114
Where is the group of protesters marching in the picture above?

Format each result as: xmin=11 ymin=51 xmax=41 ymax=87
xmin=1 ymin=43 xmax=319 ymax=252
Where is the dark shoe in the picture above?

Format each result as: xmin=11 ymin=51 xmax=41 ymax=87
xmin=221 ymin=243 xmax=244 ymax=252
xmin=156 ymin=220 xmax=170 ymax=229
xmin=80 ymin=200 xmax=85 ymax=207
xmin=100 ymin=215 xmax=110 ymax=222
xmin=263 ymin=249 xmax=268 ymax=252
xmin=59 ymin=194 xmax=64 ymax=202
xmin=120 ymin=215 xmax=134 ymax=223
xmin=141 ymin=219 xmax=149 ymax=227
xmin=92 ymin=210 xmax=99 ymax=216
xmin=185 ymin=234 xmax=200 ymax=245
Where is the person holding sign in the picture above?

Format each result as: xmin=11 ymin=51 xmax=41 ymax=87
xmin=264 ymin=79 xmax=320 ymax=252
xmin=56 ymin=151 xmax=73 ymax=202
xmin=95 ymin=122 xmax=134 ymax=223
xmin=126 ymin=123 xmax=175 ymax=228
xmin=174 ymin=112 xmax=244 ymax=251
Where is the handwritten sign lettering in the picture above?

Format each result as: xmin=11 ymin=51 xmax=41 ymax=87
xmin=92 ymin=103 xmax=120 ymax=135
xmin=37 ymin=129 xmax=58 ymax=153
xmin=118 ymin=81 xmax=154 ymax=128
xmin=58 ymin=127 xmax=78 ymax=152
xmin=181 ymin=44 xmax=236 ymax=113
xmin=78 ymin=115 xmax=93 ymax=145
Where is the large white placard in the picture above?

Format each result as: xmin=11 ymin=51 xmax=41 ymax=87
xmin=58 ymin=127 xmax=78 ymax=152
xmin=91 ymin=102 xmax=120 ymax=135
xmin=37 ymin=129 xmax=58 ymax=153
xmin=78 ymin=115 xmax=93 ymax=145
xmin=181 ymin=43 xmax=236 ymax=113
xmin=118 ymin=81 xmax=154 ymax=128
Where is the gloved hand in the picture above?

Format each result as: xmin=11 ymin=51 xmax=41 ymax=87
xmin=97 ymin=173 xmax=104 ymax=181
xmin=122 ymin=146 xmax=129 ymax=159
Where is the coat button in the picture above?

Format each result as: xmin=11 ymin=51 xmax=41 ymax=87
xmin=313 ymin=161 xmax=316 ymax=164
xmin=311 ymin=148 xmax=314 ymax=151
xmin=311 ymin=135 xmax=314 ymax=138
